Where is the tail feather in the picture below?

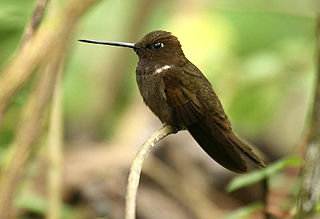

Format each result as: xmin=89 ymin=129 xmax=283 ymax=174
xmin=228 ymin=132 xmax=265 ymax=168
xmin=187 ymin=117 xmax=265 ymax=173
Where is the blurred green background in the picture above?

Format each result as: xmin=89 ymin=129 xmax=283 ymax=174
xmin=0 ymin=0 xmax=316 ymax=218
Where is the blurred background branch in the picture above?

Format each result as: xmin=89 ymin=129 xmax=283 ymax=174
xmin=297 ymin=15 xmax=320 ymax=218
xmin=0 ymin=0 xmax=98 ymax=125
xmin=0 ymin=0 xmax=98 ymax=218
xmin=46 ymin=1 xmax=64 ymax=218
xmin=20 ymin=0 xmax=50 ymax=48
xmin=0 ymin=46 xmax=64 ymax=218
xmin=47 ymin=60 xmax=64 ymax=219
xmin=0 ymin=0 xmax=49 ymax=126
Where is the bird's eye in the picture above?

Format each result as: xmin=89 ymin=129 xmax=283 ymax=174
xmin=148 ymin=42 xmax=163 ymax=50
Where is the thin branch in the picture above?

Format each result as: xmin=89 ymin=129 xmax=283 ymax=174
xmin=297 ymin=15 xmax=320 ymax=218
xmin=0 ymin=0 xmax=99 ymax=125
xmin=262 ymin=178 xmax=271 ymax=219
xmin=45 ymin=0 xmax=64 ymax=218
xmin=125 ymin=125 xmax=177 ymax=219
xmin=0 ymin=47 xmax=64 ymax=218
xmin=0 ymin=0 xmax=98 ymax=216
xmin=0 ymin=0 xmax=49 ymax=127
xmin=47 ymin=63 xmax=64 ymax=219
xmin=20 ymin=0 xmax=50 ymax=47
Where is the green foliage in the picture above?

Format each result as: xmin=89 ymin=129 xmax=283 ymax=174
xmin=223 ymin=202 xmax=263 ymax=219
xmin=0 ymin=0 xmax=35 ymax=64
xmin=227 ymin=157 xmax=301 ymax=193
xmin=219 ymin=11 xmax=314 ymax=55
xmin=16 ymin=192 xmax=74 ymax=219
xmin=316 ymin=200 xmax=320 ymax=212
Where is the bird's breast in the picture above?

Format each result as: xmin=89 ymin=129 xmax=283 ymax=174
xmin=136 ymin=70 xmax=178 ymax=126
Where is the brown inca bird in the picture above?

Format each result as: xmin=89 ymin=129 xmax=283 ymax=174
xmin=79 ymin=30 xmax=265 ymax=173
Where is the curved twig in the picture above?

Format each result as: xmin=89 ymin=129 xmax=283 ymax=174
xmin=125 ymin=125 xmax=177 ymax=219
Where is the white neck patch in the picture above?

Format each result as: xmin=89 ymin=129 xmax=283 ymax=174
xmin=153 ymin=65 xmax=173 ymax=75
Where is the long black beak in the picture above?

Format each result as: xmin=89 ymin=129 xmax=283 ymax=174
xmin=78 ymin=39 xmax=137 ymax=49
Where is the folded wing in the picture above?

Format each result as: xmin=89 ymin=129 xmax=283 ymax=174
xmin=163 ymin=66 xmax=265 ymax=173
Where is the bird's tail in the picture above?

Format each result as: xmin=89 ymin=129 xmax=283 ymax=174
xmin=187 ymin=117 xmax=265 ymax=173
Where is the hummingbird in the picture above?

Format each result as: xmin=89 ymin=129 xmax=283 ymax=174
xmin=79 ymin=30 xmax=265 ymax=173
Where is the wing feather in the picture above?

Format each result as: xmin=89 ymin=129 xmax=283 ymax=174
xmin=163 ymin=65 xmax=265 ymax=172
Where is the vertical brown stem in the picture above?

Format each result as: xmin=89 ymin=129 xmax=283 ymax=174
xmin=297 ymin=15 xmax=320 ymax=218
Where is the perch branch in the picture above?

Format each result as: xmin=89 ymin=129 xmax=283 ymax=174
xmin=125 ymin=125 xmax=177 ymax=219
xmin=297 ymin=15 xmax=320 ymax=218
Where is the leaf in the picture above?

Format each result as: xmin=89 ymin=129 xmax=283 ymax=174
xmin=316 ymin=201 xmax=320 ymax=212
xmin=227 ymin=157 xmax=301 ymax=193
xmin=223 ymin=202 xmax=263 ymax=219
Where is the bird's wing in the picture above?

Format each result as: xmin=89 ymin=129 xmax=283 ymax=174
xmin=163 ymin=63 xmax=265 ymax=173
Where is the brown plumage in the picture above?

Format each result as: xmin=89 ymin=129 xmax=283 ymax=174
xmin=135 ymin=30 xmax=265 ymax=173
xmin=80 ymin=30 xmax=265 ymax=173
